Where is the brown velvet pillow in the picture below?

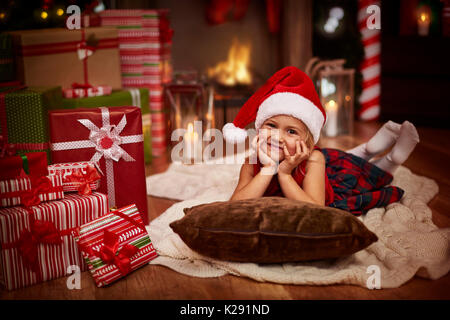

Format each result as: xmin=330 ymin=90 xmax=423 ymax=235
xmin=170 ymin=197 xmax=378 ymax=263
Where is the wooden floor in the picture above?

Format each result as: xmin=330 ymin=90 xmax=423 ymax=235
xmin=1 ymin=121 xmax=449 ymax=300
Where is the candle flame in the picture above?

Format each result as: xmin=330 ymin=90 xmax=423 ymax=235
xmin=187 ymin=122 xmax=194 ymax=133
xmin=326 ymin=100 xmax=338 ymax=111
xmin=417 ymin=6 xmax=431 ymax=23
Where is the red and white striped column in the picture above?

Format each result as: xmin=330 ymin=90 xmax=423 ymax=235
xmin=357 ymin=0 xmax=381 ymax=121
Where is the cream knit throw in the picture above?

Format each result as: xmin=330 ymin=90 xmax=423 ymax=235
xmin=146 ymin=158 xmax=450 ymax=288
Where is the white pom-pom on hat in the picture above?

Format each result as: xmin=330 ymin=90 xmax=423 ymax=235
xmin=222 ymin=122 xmax=248 ymax=144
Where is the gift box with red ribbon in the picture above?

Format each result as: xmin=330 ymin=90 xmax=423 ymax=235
xmin=0 ymin=192 xmax=108 ymax=290
xmin=9 ymin=27 xmax=121 ymax=90
xmin=75 ymin=203 xmax=157 ymax=287
xmin=48 ymin=162 xmax=100 ymax=195
xmin=49 ymin=106 xmax=149 ymax=225
xmin=0 ymin=175 xmax=64 ymax=208
xmin=0 ymin=86 xmax=62 ymax=158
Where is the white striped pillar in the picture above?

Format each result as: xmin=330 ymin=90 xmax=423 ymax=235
xmin=357 ymin=0 xmax=381 ymax=121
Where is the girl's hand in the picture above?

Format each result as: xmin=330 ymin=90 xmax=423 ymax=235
xmin=278 ymin=140 xmax=310 ymax=176
xmin=251 ymin=135 xmax=278 ymax=175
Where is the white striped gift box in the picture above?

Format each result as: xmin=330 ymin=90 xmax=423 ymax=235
xmin=0 ymin=175 xmax=64 ymax=208
xmin=47 ymin=162 xmax=100 ymax=194
xmin=76 ymin=203 xmax=157 ymax=287
xmin=0 ymin=192 xmax=108 ymax=290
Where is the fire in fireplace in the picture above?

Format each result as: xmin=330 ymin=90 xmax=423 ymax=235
xmin=207 ymin=38 xmax=252 ymax=87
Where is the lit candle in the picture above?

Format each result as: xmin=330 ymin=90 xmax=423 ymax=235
xmin=324 ymin=100 xmax=339 ymax=137
xmin=417 ymin=7 xmax=431 ymax=36
xmin=183 ymin=122 xmax=199 ymax=163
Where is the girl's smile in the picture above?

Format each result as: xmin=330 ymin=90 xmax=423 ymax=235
xmin=259 ymin=115 xmax=311 ymax=161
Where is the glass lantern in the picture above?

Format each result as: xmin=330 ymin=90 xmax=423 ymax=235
xmin=164 ymin=70 xmax=215 ymax=163
xmin=307 ymin=59 xmax=355 ymax=137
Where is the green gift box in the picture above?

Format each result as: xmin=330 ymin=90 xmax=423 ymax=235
xmin=0 ymin=33 xmax=14 ymax=82
xmin=0 ymin=86 xmax=62 ymax=160
xmin=59 ymin=88 xmax=153 ymax=164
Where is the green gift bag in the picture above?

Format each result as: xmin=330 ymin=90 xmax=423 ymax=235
xmin=59 ymin=88 xmax=153 ymax=164
xmin=0 ymin=86 xmax=62 ymax=160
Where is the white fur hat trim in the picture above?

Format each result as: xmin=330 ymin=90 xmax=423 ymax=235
xmin=255 ymin=92 xmax=324 ymax=144
xmin=222 ymin=122 xmax=248 ymax=144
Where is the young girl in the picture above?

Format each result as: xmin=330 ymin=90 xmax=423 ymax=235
xmin=224 ymin=66 xmax=419 ymax=216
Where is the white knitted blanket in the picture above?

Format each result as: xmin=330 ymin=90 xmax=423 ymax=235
xmin=145 ymin=157 xmax=450 ymax=288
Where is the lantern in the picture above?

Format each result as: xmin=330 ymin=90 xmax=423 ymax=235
xmin=306 ymin=58 xmax=355 ymax=138
xmin=164 ymin=71 xmax=215 ymax=163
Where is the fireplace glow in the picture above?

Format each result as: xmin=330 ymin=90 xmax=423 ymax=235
xmin=208 ymin=38 xmax=252 ymax=86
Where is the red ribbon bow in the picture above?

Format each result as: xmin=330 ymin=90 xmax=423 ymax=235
xmin=20 ymin=176 xmax=53 ymax=207
xmin=66 ymin=165 xmax=101 ymax=195
xmin=96 ymin=230 xmax=138 ymax=276
xmin=4 ymin=218 xmax=64 ymax=282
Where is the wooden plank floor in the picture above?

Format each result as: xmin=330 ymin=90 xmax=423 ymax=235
xmin=1 ymin=121 xmax=449 ymax=299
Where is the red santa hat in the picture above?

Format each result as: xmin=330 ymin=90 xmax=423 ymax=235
xmin=223 ymin=66 xmax=326 ymax=144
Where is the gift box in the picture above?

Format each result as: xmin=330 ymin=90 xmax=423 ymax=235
xmin=59 ymin=88 xmax=152 ymax=164
xmin=0 ymin=192 xmax=108 ymax=290
xmin=0 ymin=175 xmax=64 ymax=208
xmin=99 ymin=9 xmax=173 ymax=89
xmin=0 ymin=86 xmax=62 ymax=158
xmin=76 ymin=203 xmax=157 ymax=287
xmin=49 ymin=106 xmax=149 ymax=225
xmin=9 ymin=27 xmax=122 ymax=90
xmin=0 ymin=152 xmax=48 ymax=180
xmin=47 ymin=162 xmax=100 ymax=195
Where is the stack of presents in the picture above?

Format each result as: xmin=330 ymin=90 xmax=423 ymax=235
xmin=0 ymin=8 xmax=173 ymax=290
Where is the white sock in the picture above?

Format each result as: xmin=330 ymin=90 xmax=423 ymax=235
xmin=347 ymin=121 xmax=402 ymax=160
xmin=372 ymin=121 xmax=420 ymax=174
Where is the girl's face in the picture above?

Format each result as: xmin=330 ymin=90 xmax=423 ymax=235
xmin=259 ymin=115 xmax=311 ymax=162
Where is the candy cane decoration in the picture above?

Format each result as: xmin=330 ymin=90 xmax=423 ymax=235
xmin=358 ymin=0 xmax=381 ymax=121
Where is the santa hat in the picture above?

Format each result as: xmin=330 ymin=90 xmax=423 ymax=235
xmin=223 ymin=66 xmax=326 ymax=144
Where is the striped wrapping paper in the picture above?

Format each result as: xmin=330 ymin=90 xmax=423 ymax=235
xmin=0 ymin=175 xmax=64 ymax=208
xmin=76 ymin=204 xmax=157 ymax=287
xmin=0 ymin=192 xmax=108 ymax=290
xmin=47 ymin=162 xmax=100 ymax=193
xmin=150 ymin=111 xmax=168 ymax=156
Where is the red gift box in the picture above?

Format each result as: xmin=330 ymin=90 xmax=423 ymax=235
xmin=76 ymin=203 xmax=157 ymax=287
xmin=0 ymin=152 xmax=48 ymax=180
xmin=0 ymin=192 xmax=108 ymax=290
xmin=0 ymin=175 xmax=64 ymax=208
xmin=49 ymin=106 xmax=149 ymax=224
xmin=47 ymin=162 xmax=100 ymax=195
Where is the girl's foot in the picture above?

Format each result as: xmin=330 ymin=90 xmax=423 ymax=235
xmin=371 ymin=121 xmax=420 ymax=174
xmin=347 ymin=120 xmax=402 ymax=160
